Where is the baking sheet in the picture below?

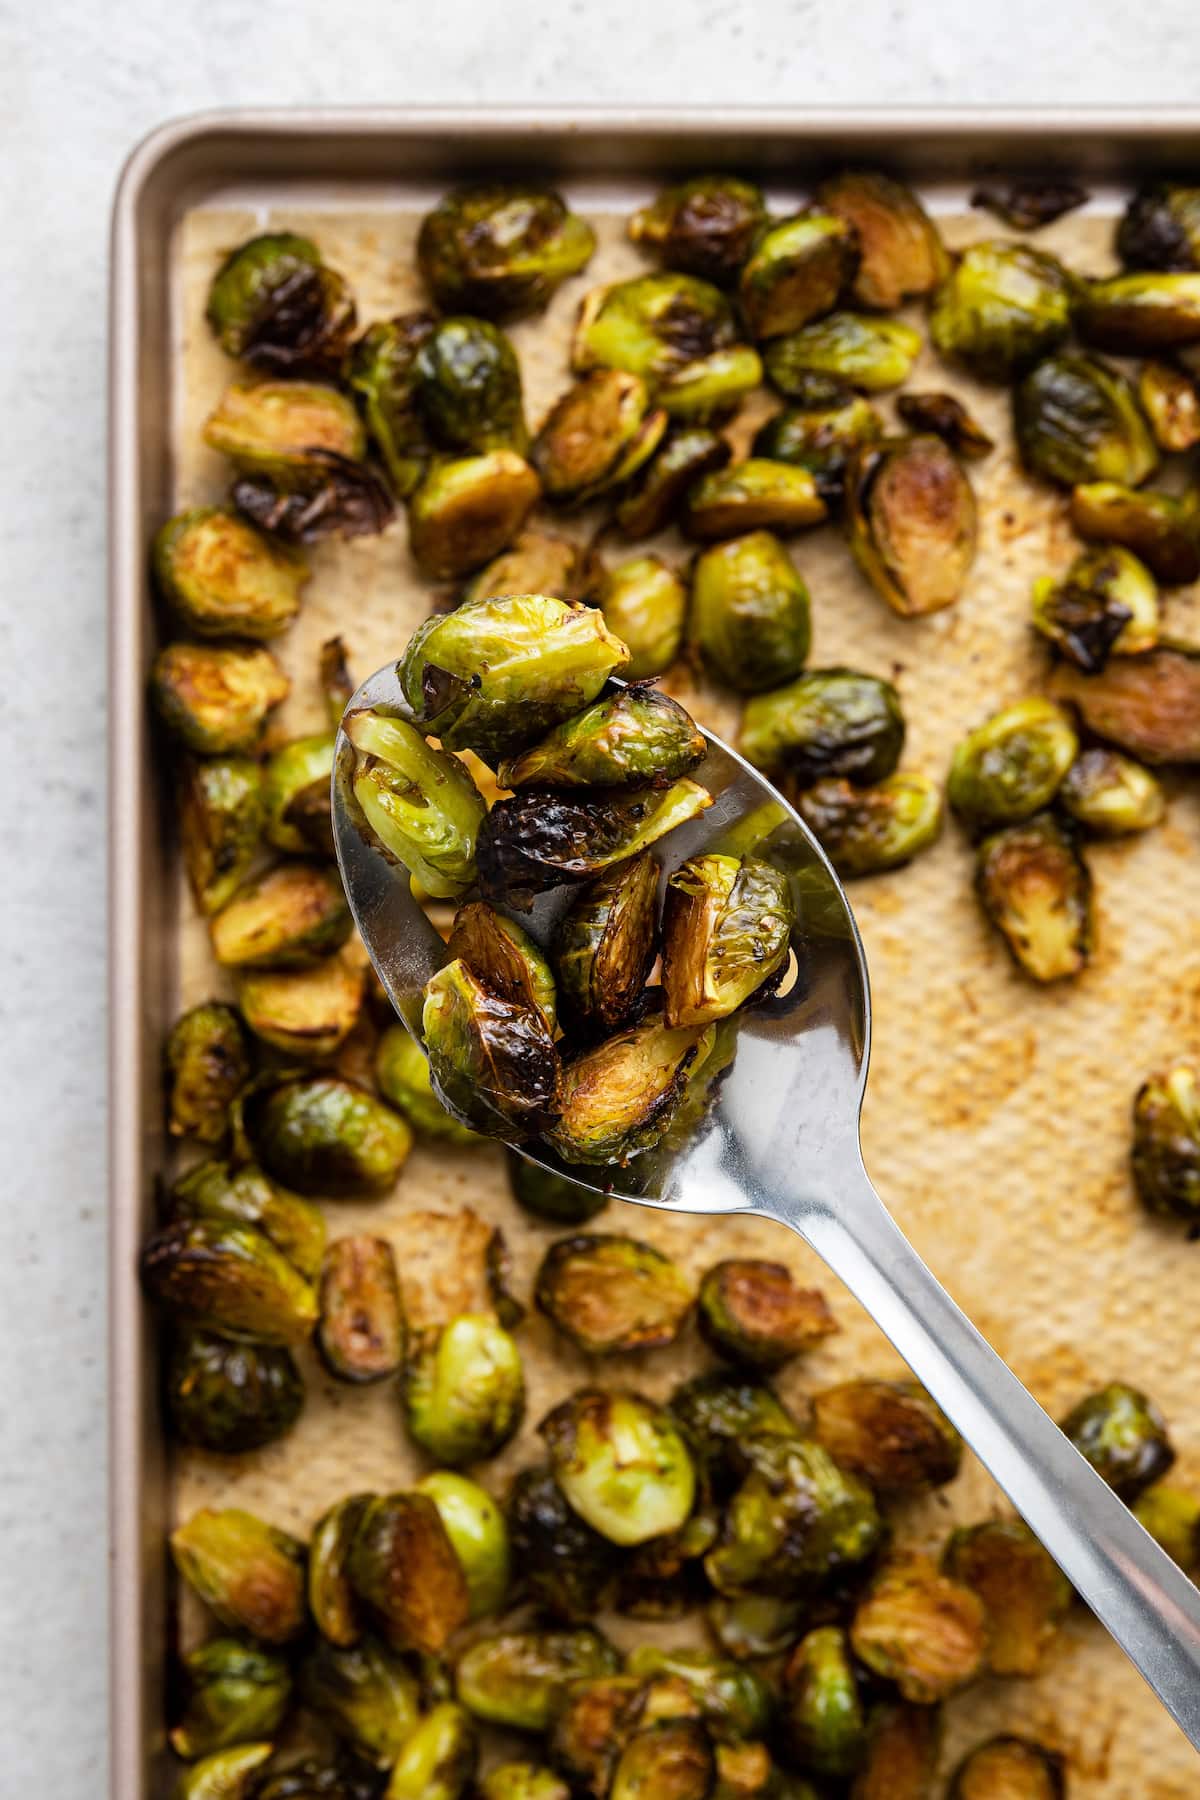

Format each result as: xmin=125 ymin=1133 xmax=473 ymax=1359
xmin=165 ymin=192 xmax=1200 ymax=1792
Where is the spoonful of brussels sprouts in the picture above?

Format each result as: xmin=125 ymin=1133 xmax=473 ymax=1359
xmin=332 ymin=592 xmax=1200 ymax=1747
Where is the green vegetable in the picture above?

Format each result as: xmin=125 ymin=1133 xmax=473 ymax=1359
xmin=262 ymin=735 xmax=336 ymax=857
xmin=662 ymin=853 xmax=794 ymax=1027
xmin=942 ymin=1519 xmax=1072 ymax=1676
xmin=241 ymin=1073 xmax=414 ymax=1196
xmin=975 ymin=813 xmax=1092 ymax=983
xmin=164 ymin=1002 xmax=249 ymax=1143
xmin=948 ymin=1736 xmax=1064 ymax=1800
xmin=170 ymin=1507 xmax=307 ymax=1643
xmin=683 ymin=460 xmax=828 ymax=539
xmin=448 ymin=901 xmax=557 ymax=1034
xmin=1059 ymin=747 xmax=1165 ymax=836
xmin=535 ymin=1234 xmax=694 ymax=1355
xmin=1132 ymin=1063 xmax=1200 ymax=1222
xmin=1059 ymin=1382 xmax=1175 ymax=1498
xmin=737 ymin=212 xmax=859 ymax=339
xmin=752 ymin=395 xmax=882 ymax=506
xmin=153 ymin=507 xmax=307 ymax=638
xmin=347 ymin=313 xmax=434 ymax=496
xmin=415 ymin=314 xmax=527 ymax=454
xmin=845 ymin=435 xmax=977 ymax=616
xmin=948 ymin=698 xmax=1078 ymax=828
xmin=850 ymin=1554 xmax=988 ymax=1703
xmin=166 ymin=1158 xmax=326 ymax=1280
xmin=151 ymin=642 xmax=290 ymax=754
xmin=780 ymin=1627 xmax=866 ymax=1780
xmin=384 ymin=1702 xmax=477 ymax=1800
xmin=421 ymin=958 xmax=561 ymax=1139
xmin=317 ymin=1236 xmax=405 ymax=1384
xmin=166 ymin=1331 xmax=304 ymax=1454
xmin=140 ymin=1220 xmax=318 ymax=1346
xmin=615 ymin=432 xmax=732 ymax=541
xmin=1077 ymin=271 xmax=1200 ymax=353
xmin=764 ymin=313 xmax=922 ymax=394
xmin=374 ymin=1024 xmax=481 ymax=1144
xmin=309 ymin=1494 xmax=374 ymax=1646
xmin=455 ymin=1627 xmax=621 ymax=1731
xmin=407 ymin=451 xmax=540 ymax=579
xmin=346 ymin=708 xmax=486 ymax=901
xmin=299 ymin=1637 xmax=421 ymax=1767
xmin=209 ymin=862 xmax=352 ymax=969
xmin=930 ymin=241 xmax=1075 ymax=380
xmin=506 ymin=1465 xmax=619 ymax=1621
xmin=532 ymin=370 xmax=667 ymax=506
xmin=546 ymin=1013 xmax=715 ymax=1166
xmin=698 ymin=1259 xmax=835 ymax=1367
xmin=630 ymin=176 xmax=767 ymax=285
xmin=812 ymin=1378 xmax=961 ymax=1493
xmin=540 ymin=1389 xmax=697 ymax=1546
xmin=349 ymin=1492 xmax=472 ymax=1654
xmin=178 ymin=755 xmax=264 ymax=917
xmin=416 ymin=1471 xmax=511 ymax=1618
xmin=705 ymin=1435 xmax=882 ymax=1596
xmin=1048 ymin=647 xmax=1200 ymax=761
xmin=795 ymin=773 xmax=943 ymax=878
xmin=741 ymin=668 xmax=904 ymax=784
xmin=418 ymin=185 xmax=596 ymax=316
xmin=1070 ymin=481 xmax=1200 ymax=585
xmin=1014 ymin=352 xmax=1158 ymax=488
xmin=506 ymin=1150 xmax=610 ymax=1225
xmin=554 ymin=852 xmax=660 ymax=1035
xmin=1032 ymin=545 xmax=1159 ymax=671
xmin=689 ymin=531 xmax=811 ymax=692
xmin=404 ymin=1312 xmax=525 ymax=1464
xmin=818 ymin=170 xmax=946 ymax=309
xmin=206 ymin=231 xmax=355 ymax=371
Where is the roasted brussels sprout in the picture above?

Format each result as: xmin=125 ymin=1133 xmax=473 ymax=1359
xmin=972 ymin=176 xmax=1088 ymax=230
xmin=738 ymin=212 xmax=859 ymax=339
xmin=154 ymin=507 xmax=307 ymax=639
xmin=1059 ymin=1381 xmax=1174 ymax=1499
xmin=896 ymin=391 xmax=994 ymax=460
xmin=615 ymin=431 xmax=732 ymax=541
xmin=456 ymin=1627 xmax=621 ymax=1731
xmin=780 ymin=1627 xmax=865 ymax=1779
xmin=310 ymin=1494 xmax=374 ymax=1647
xmin=384 ymin=1701 xmax=477 ymax=1800
xmin=752 ymin=396 xmax=882 ymax=506
xmin=544 ymin=1676 xmax=646 ymax=1796
xmin=942 ymin=1519 xmax=1071 ymax=1677
xmin=1069 ymin=480 xmax=1200 ymax=585
xmin=478 ymin=1766 xmax=570 ymax=1800
xmin=947 ymin=698 xmax=1078 ymax=828
xmin=250 ymin=1744 xmax=385 ymax=1800
xmin=705 ymin=1592 xmax=808 ymax=1662
xmin=242 ymin=1073 xmax=414 ymax=1196
xmin=850 ymin=1702 xmax=941 ymax=1800
xmin=850 ymin=1554 xmax=987 ymax=1703
xmin=1014 ymin=352 xmax=1158 ymax=489
xmin=540 ymin=1389 xmax=697 ymax=1545
xmin=412 ymin=315 xmax=528 ymax=455
xmin=404 ymin=1311 xmax=525 ymax=1464
xmin=166 ymin=1330 xmax=304 ymax=1454
xmin=299 ymin=1637 xmax=421 ymax=1768
xmin=500 ymin=685 xmax=704 ymax=791
xmin=165 ymin=1002 xmax=250 ymax=1143
xmin=532 ymin=370 xmax=668 ymax=507
xmin=741 ymin=668 xmax=904 ymax=784
xmin=171 ymin=1636 xmax=292 ymax=1760
xmin=1132 ymin=1064 xmax=1200 ymax=1222
xmin=929 ymin=241 xmax=1076 ymax=381
xmin=373 ymin=1025 xmax=478 ymax=1144
xmin=347 ymin=312 xmax=434 ymax=498
xmin=166 ymin=1158 xmax=326 ymax=1280
xmin=179 ymin=755 xmax=264 ymax=918
xmin=630 ymin=176 xmax=767 ymax=285
xmin=1132 ymin=1485 xmax=1200 ymax=1575
xmin=554 ymin=853 xmax=659 ymax=1036
xmin=1059 ymin=746 xmax=1165 ymax=836
xmin=407 ymin=451 xmax=540 ymax=580
xmin=171 ymin=1507 xmax=307 ymax=1643
xmin=479 ymin=781 xmax=711 ymax=912
xmin=316 ymin=1236 xmax=404 ymax=1385
xmin=707 ymin=1434 xmax=882 ymax=1597
xmin=547 ymin=1011 xmax=715 ymax=1166
xmin=573 ymin=273 xmax=761 ymax=419
xmin=262 ymin=735 xmax=335 ymax=857
xmin=422 ymin=958 xmax=561 ymax=1138
xmin=1048 ymin=645 xmax=1200 ymax=762
xmin=609 ymin=1717 xmax=715 ymax=1800
xmin=349 ymin=1491 xmax=471 ymax=1654
xmin=1138 ymin=359 xmax=1200 ymax=450
xmin=948 ymin=1736 xmax=1064 ymax=1800
xmin=810 ymin=1378 xmax=960 ymax=1493
xmin=446 ymin=901 xmax=557 ymax=1033
xmin=459 ymin=529 xmax=600 ymax=608
xmin=177 ymin=1743 xmax=274 ymax=1800
xmin=683 ymin=460 xmax=828 ymax=539
xmin=820 ymin=171 xmax=946 ymax=309
xmin=624 ymin=1647 xmax=771 ymax=1744
xmin=662 ymin=854 xmax=793 ymax=1028
xmin=670 ymin=1369 xmax=801 ymax=1493
xmin=689 ymin=532 xmax=810 ymax=692
xmin=845 ymin=435 xmax=978 ymax=617
xmin=400 ymin=594 xmax=629 ymax=762
xmin=535 ymin=1234 xmax=694 ymax=1355
xmin=346 ymin=709 xmax=486 ymax=902
xmin=1032 ymin=545 xmax=1159 ymax=673
xmin=506 ymin=1464 xmax=619 ymax=1620
xmin=207 ymin=232 xmax=355 ymax=372
xmin=1077 ymin=271 xmax=1200 ymax=353
xmin=418 ymin=185 xmax=596 ymax=317
xmin=415 ymin=1471 xmax=510 ymax=1619
xmin=141 ymin=1220 xmax=318 ymax=1345
xmin=795 ymin=773 xmax=943 ymax=879
xmin=764 ymin=314 xmax=922 ymax=395
xmin=237 ymin=956 xmax=365 ymax=1062
xmin=210 ymin=862 xmax=352 ymax=969
xmin=507 ymin=1150 xmax=608 ymax=1225
xmin=151 ymin=642 xmax=290 ymax=754
xmin=697 ymin=1259 xmax=835 ymax=1368
xmin=975 ymin=813 xmax=1091 ymax=983
xmin=1119 ymin=182 xmax=1200 ymax=270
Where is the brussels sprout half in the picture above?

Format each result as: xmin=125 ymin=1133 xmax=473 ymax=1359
xmin=972 ymin=176 xmax=1089 ymax=230
xmin=669 ymin=1369 xmax=802 ymax=1493
xmin=630 ymin=175 xmax=767 ymax=285
xmin=1132 ymin=1064 xmax=1200 ymax=1222
xmin=546 ymin=1013 xmax=715 ymax=1166
xmin=738 ymin=212 xmax=859 ymax=340
xmin=948 ymin=1737 xmax=1065 ymax=1800
xmin=171 ymin=1636 xmax=292 ymax=1761
xmin=541 ymin=1389 xmax=697 ymax=1546
xmin=459 ymin=529 xmax=601 ymax=609
xmin=310 ymin=1494 xmax=374 ymax=1647
xmin=615 ymin=431 xmax=732 ymax=541
xmin=1119 ymin=182 xmax=1200 ymax=271
xmin=179 ymin=755 xmax=264 ymax=918
xmin=1048 ymin=646 xmax=1200 ymax=762
xmin=206 ymin=231 xmax=356 ymax=372
xmin=795 ymin=773 xmax=943 ymax=879
xmin=140 ymin=1220 xmax=318 ymax=1346
xmin=299 ymin=1637 xmax=421 ymax=1769
xmin=414 ymin=314 xmax=527 ymax=455
xmin=846 ymin=435 xmax=978 ymax=617
xmin=171 ymin=1507 xmax=307 ymax=1643
xmin=705 ymin=1592 xmax=808 ymax=1663
xmin=317 ymin=1236 xmax=405 ymax=1385
xmin=930 ymin=241 xmax=1075 ymax=381
xmin=1059 ymin=747 xmax=1165 ymax=836
xmin=455 ymin=1626 xmax=621 ymax=1731
xmin=154 ymin=507 xmax=308 ymax=638
xmin=501 ymin=685 xmax=704 ymax=791
xmin=404 ymin=1312 xmax=525 ymax=1465
xmin=478 ymin=1766 xmax=570 ymax=1800
xmin=780 ymin=1627 xmax=867 ymax=1780
xmin=506 ymin=1464 xmax=620 ymax=1620
xmin=753 ymin=396 xmax=883 ymax=507
xmin=384 ymin=1701 xmax=477 ymax=1800
xmin=698 ymin=1259 xmax=836 ymax=1367
xmin=1132 ymin=1485 xmax=1200 ymax=1576
xmin=347 ymin=312 xmax=435 ymax=497
xmin=544 ymin=1677 xmax=646 ymax=1796
xmin=683 ymin=460 xmax=828 ymax=539
xmin=346 ymin=709 xmax=486 ymax=903
xmin=408 ymin=452 xmax=541 ymax=579
xmin=1059 ymin=1382 xmax=1174 ymax=1499
xmin=164 ymin=1002 xmax=250 ymax=1143
xmin=176 ymin=1744 xmax=274 ymax=1800
xmin=418 ymin=184 xmax=596 ymax=317
xmin=554 ymin=852 xmax=660 ymax=1035
xmin=572 ymin=272 xmax=758 ymax=420
xmin=166 ymin=1331 xmax=305 ymax=1455
xmin=416 ymin=1471 xmax=511 ymax=1619
xmin=609 ymin=1718 xmax=715 ymax=1800
xmin=349 ymin=1492 xmax=472 ymax=1653
xmin=705 ymin=1435 xmax=882 ymax=1597
xmin=741 ymin=668 xmax=904 ymax=784
xmin=241 ymin=1073 xmax=414 ymax=1196
xmin=535 ymin=1234 xmax=694 ymax=1355
xmin=817 ymin=172 xmax=944 ymax=309
xmin=662 ymin=854 xmax=794 ymax=1028
xmin=975 ymin=813 xmax=1092 ymax=983
xmin=811 ymin=1378 xmax=961 ymax=1494
xmin=943 ymin=1519 xmax=1072 ymax=1677
xmin=209 ymin=862 xmax=353 ymax=970
xmin=1138 ymin=359 xmax=1200 ymax=451
xmin=850 ymin=1702 xmax=942 ymax=1800
xmin=764 ymin=314 xmax=922 ymax=394
xmin=850 ymin=1554 xmax=988 ymax=1703
xmin=237 ymin=956 xmax=366 ymax=1062
xmin=532 ymin=370 xmax=668 ymax=507
xmin=896 ymin=390 xmax=995 ymax=460
xmin=374 ymin=1024 xmax=481 ymax=1145
xmin=1032 ymin=545 xmax=1159 ymax=672
xmin=262 ymin=734 xmax=336 ymax=857
xmin=166 ymin=1157 xmax=327 ymax=1281
xmin=1014 ymin=353 xmax=1158 ymax=488
xmin=689 ymin=531 xmax=811 ymax=693
xmin=1077 ymin=271 xmax=1200 ymax=354
xmin=948 ymin=698 xmax=1078 ymax=828
xmin=447 ymin=901 xmax=557 ymax=1034
xmin=422 ymin=958 xmax=561 ymax=1140
xmin=151 ymin=642 xmax=290 ymax=754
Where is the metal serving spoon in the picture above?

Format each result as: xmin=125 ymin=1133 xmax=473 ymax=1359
xmin=333 ymin=661 xmax=1200 ymax=1747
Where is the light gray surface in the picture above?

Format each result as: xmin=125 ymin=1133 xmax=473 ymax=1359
xmin=5 ymin=1 xmax=1200 ymax=1789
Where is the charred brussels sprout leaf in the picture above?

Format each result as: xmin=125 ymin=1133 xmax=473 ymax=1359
xmin=948 ymin=698 xmax=1078 ymax=828
xmin=154 ymin=507 xmax=308 ymax=639
xmin=738 ymin=213 xmax=859 ymax=340
xmin=630 ymin=176 xmax=767 ymax=285
xmin=554 ymin=852 xmax=660 ymax=1034
xmin=972 ymin=177 xmax=1089 ymax=230
xmin=349 ymin=1492 xmax=472 ymax=1654
xmin=1132 ymin=1064 xmax=1200 ymax=1222
xmin=975 ymin=813 xmax=1091 ymax=983
xmin=535 ymin=1234 xmax=694 ymax=1355
xmin=662 ymin=854 xmax=793 ymax=1028
xmin=1059 ymin=1382 xmax=1174 ymax=1499
xmin=1032 ymin=545 xmax=1159 ymax=672
xmin=418 ymin=185 xmax=596 ymax=317
xmin=851 ymin=1702 xmax=942 ymax=1800
xmin=310 ymin=1494 xmax=374 ymax=1647
xmin=795 ymin=773 xmax=943 ymax=879
xmin=422 ymin=958 xmax=561 ymax=1138
xmin=408 ymin=451 xmax=540 ymax=579
xmin=752 ymin=396 xmax=882 ymax=507
xmin=781 ymin=1627 xmax=866 ymax=1780
xmin=263 ymin=735 xmax=336 ymax=857
xmin=243 ymin=1073 xmax=414 ymax=1196
xmin=507 ymin=1464 xmax=619 ymax=1620
xmin=1048 ymin=645 xmax=1200 ymax=761
xmin=237 ymin=956 xmax=366 ymax=1061
xmin=850 ymin=1555 xmax=987 ymax=1703
xmin=948 ymin=1736 xmax=1065 ymax=1800
xmin=541 ymin=1388 xmax=697 ymax=1546
xmin=896 ymin=391 xmax=994 ymax=460
xmin=624 ymin=1647 xmax=772 ymax=1743
xmin=207 ymin=232 xmax=355 ymax=372
xmin=347 ymin=313 xmax=434 ymax=498
xmin=478 ymin=1765 xmax=570 ymax=1800
xmin=299 ymin=1637 xmax=421 ymax=1768
xmin=500 ymin=685 xmax=704 ymax=790
xmin=546 ymin=1013 xmax=715 ymax=1166
xmin=690 ymin=531 xmax=811 ymax=692
xmin=532 ymin=370 xmax=667 ymax=507
xmin=165 ymin=1002 xmax=250 ymax=1143
xmin=1133 ymin=1485 xmax=1200 ymax=1575
xmin=943 ymin=1519 xmax=1071 ymax=1677
xmin=414 ymin=315 xmax=527 ymax=455
xmin=683 ymin=460 xmax=827 ymax=539
xmin=141 ymin=1220 xmax=318 ymax=1346
xmin=812 ymin=1379 xmax=961 ymax=1494
xmin=609 ymin=1718 xmax=715 ymax=1800
xmin=1119 ymin=183 xmax=1200 ymax=271
xmin=1014 ymin=353 xmax=1158 ymax=488
xmin=741 ymin=668 xmax=904 ymax=784
xmin=818 ymin=171 xmax=946 ymax=309
xmin=404 ymin=1312 xmax=525 ymax=1464
xmin=616 ymin=427 xmax=732 ymax=538
xmin=448 ymin=901 xmax=557 ymax=1033
xmin=846 ymin=435 xmax=977 ymax=617
xmin=670 ymin=1369 xmax=801 ymax=1493
xmin=764 ymin=314 xmax=921 ymax=395
xmin=166 ymin=1158 xmax=326 ymax=1280
xmin=930 ymin=242 xmax=1076 ymax=381
xmin=171 ymin=1507 xmax=307 ymax=1643
xmin=507 ymin=1150 xmax=610 ymax=1225
xmin=416 ymin=1471 xmax=511 ymax=1619
xmin=459 ymin=529 xmax=601 ymax=609
xmin=399 ymin=594 xmax=629 ymax=761
xmin=384 ymin=1701 xmax=477 ymax=1800
xmin=698 ymin=1259 xmax=836 ymax=1368
xmin=171 ymin=1636 xmax=291 ymax=1760
xmin=1060 ymin=746 xmax=1165 ymax=836
xmin=152 ymin=642 xmax=290 ymax=754
xmin=179 ymin=755 xmax=264 ymax=917
xmin=209 ymin=862 xmax=352 ymax=969
xmin=167 ymin=1331 xmax=304 ymax=1455
xmin=705 ymin=1592 xmax=807 ymax=1663
xmin=177 ymin=1743 xmax=274 ymax=1800
xmin=374 ymin=1024 xmax=481 ymax=1145
xmin=346 ymin=709 xmax=486 ymax=901
xmin=456 ymin=1627 xmax=621 ymax=1731
xmin=573 ymin=273 xmax=761 ymax=420
xmin=1138 ymin=359 xmax=1200 ymax=451
xmin=1076 ymin=272 xmax=1200 ymax=353
xmin=705 ymin=1435 xmax=882 ymax=1597
xmin=317 ymin=1236 xmax=404 ymax=1385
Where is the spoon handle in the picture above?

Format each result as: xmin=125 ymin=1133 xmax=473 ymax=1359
xmin=776 ymin=1154 xmax=1200 ymax=1748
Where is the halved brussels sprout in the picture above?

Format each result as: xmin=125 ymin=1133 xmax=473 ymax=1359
xmin=171 ymin=1636 xmax=292 ymax=1760
xmin=209 ymin=862 xmax=352 ymax=970
xmin=738 ymin=213 xmax=859 ymax=339
xmin=698 ymin=1259 xmax=836 ymax=1367
xmin=310 ymin=1494 xmax=374 ymax=1647
xmin=624 ymin=1647 xmax=771 ymax=1744
xmin=237 ymin=955 xmax=366 ymax=1061
xmin=349 ymin=1492 xmax=472 ymax=1653
xmin=242 ymin=1073 xmax=414 ymax=1195
xmin=507 ymin=1150 xmax=609 ymax=1225
xmin=1059 ymin=747 xmax=1165 ymax=836
xmin=414 ymin=315 xmax=527 ymax=455
xmin=811 ymin=1378 xmax=960 ymax=1494
xmin=942 ymin=1519 xmax=1072 ymax=1677
xmin=263 ymin=735 xmax=336 ymax=857
xmin=140 ymin=1220 xmax=318 ymax=1345
xmin=535 ymin=1234 xmax=694 ymax=1355
xmin=948 ymin=1737 xmax=1064 ymax=1800
xmin=896 ymin=391 xmax=994 ymax=460
xmin=1032 ymin=545 xmax=1159 ymax=672
xmin=166 ymin=1158 xmax=326 ymax=1280
xmin=479 ymin=781 xmax=712 ymax=912
xmin=247 ymin=1745 xmax=384 ymax=1800
xmin=154 ymin=508 xmax=308 ymax=639
xmin=705 ymin=1592 xmax=807 ymax=1663
xmin=176 ymin=1743 xmax=274 ymax=1800
xmin=347 ymin=313 xmax=434 ymax=497
xmin=764 ymin=314 xmax=922 ymax=394
xmin=972 ymin=176 xmax=1089 ymax=230
xmin=171 ymin=1506 xmax=307 ymax=1643
xmin=850 ymin=1554 xmax=987 ymax=1703
xmin=948 ymin=698 xmax=1078 ymax=828
xmin=456 ymin=1627 xmax=621 ymax=1731
xmin=851 ymin=1702 xmax=941 ymax=1800
xmin=416 ymin=1471 xmax=511 ymax=1619
xmin=1132 ymin=1485 xmax=1200 ymax=1575
xmin=374 ymin=1024 xmax=480 ymax=1145
xmin=1070 ymin=480 xmax=1200 ymax=585
xmin=818 ymin=171 xmax=946 ymax=309
xmin=644 ymin=345 xmax=765 ymax=425
xmin=705 ymin=1435 xmax=882 ymax=1596
xmin=507 ymin=1464 xmax=620 ymax=1620
xmin=1076 ymin=272 xmax=1200 ymax=353
xmin=151 ymin=642 xmax=290 ymax=754
xmin=532 ymin=370 xmax=668 ymax=507
xmin=447 ymin=901 xmax=557 ymax=1033
xmin=1059 ymin=1382 xmax=1174 ymax=1499
xmin=740 ymin=668 xmax=904 ymax=784
xmin=609 ymin=1718 xmax=715 ymax=1800
xmin=345 ymin=709 xmax=486 ymax=902
xmin=459 ymin=529 xmax=601 ymax=609
xmin=689 ymin=531 xmax=811 ymax=692
xmin=795 ymin=773 xmax=943 ymax=879
xmin=404 ymin=1311 xmax=525 ymax=1464
xmin=500 ymin=685 xmax=705 ymax=790
xmin=179 ymin=755 xmax=264 ymax=917
xmin=399 ymin=593 xmax=629 ymax=761
xmin=165 ymin=1002 xmax=250 ymax=1143
xmin=780 ymin=1627 xmax=866 ymax=1780
xmin=572 ymin=272 xmax=759 ymax=418
xmin=683 ymin=460 xmax=828 ymax=539
xmin=975 ymin=813 xmax=1092 ymax=983
xmin=1014 ymin=353 xmax=1158 ymax=488
xmin=1119 ymin=182 xmax=1200 ymax=270
xmin=929 ymin=241 xmax=1076 ymax=381
xmin=299 ymin=1637 xmax=421 ymax=1769
xmin=845 ymin=435 xmax=978 ymax=617
xmin=317 ymin=1236 xmax=405 ymax=1384
xmin=478 ymin=1765 xmax=570 ymax=1800
xmin=554 ymin=852 xmax=660 ymax=1034
xmin=630 ymin=176 xmax=767 ymax=284
xmin=752 ymin=396 xmax=883 ymax=506
xmin=384 ymin=1701 xmax=477 ymax=1800
xmin=1138 ymin=359 xmax=1200 ymax=451
xmin=662 ymin=854 xmax=793 ymax=1028
xmin=408 ymin=452 xmax=540 ymax=579
xmin=615 ymin=431 xmax=732 ymax=541
xmin=206 ymin=232 xmax=355 ymax=371
xmin=1048 ymin=645 xmax=1200 ymax=761
xmin=546 ymin=1012 xmax=715 ymax=1166
xmin=1132 ymin=1064 xmax=1200 ymax=1222
xmin=711 ymin=1741 xmax=776 ymax=1799
xmin=166 ymin=1330 xmax=305 ymax=1455
xmin=422 ymin=958 xmax=561 ymax=1138
xmin=541 ymin=1388 xmax=697 ymax=1546
xmin=545 ymin=1677 xmax=646 ymax=1796
xmin=418 ymin=185 xmax=596 ymax=317
xmin=669 ymin=1370 xmax=802 ymax=1493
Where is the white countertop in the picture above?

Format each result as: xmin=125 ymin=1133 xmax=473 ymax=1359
xmin=4 ymin=0 xmax=1199 ymax=1786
